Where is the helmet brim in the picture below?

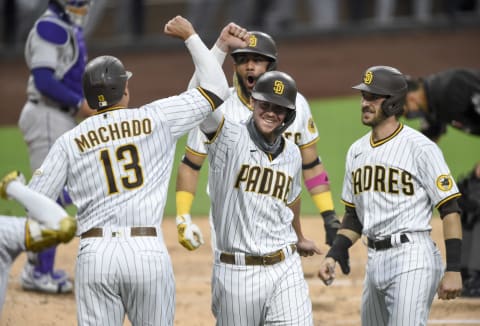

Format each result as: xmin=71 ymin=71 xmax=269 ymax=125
xmin=352 ymin=83 xmax=391 ymax=96
xmin=251 ymin=92 xmax=295 ymax=110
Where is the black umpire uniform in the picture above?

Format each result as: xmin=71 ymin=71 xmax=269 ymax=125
xmin=406 ymin=68 xmax=480 ymax=141
xmin=406 ymin=68 xmax=480 ymax=297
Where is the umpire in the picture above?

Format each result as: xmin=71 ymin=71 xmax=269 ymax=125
xmin=458 ymin=163 xmax=480 ymax=297
xmin=405 ymin=68 xmax=480 ymax=296
xmin=404 ymin=68 xmax=480 ymax=141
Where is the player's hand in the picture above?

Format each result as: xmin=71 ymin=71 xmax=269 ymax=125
xmin=296 ymin=237 xmax=322 ymax=257
xmin=318 ymin=257 xmax=336 ymax=286
xmin=176 ymin=214 xmax=205 ymax=251
xmin=0 ymin=171 xmax=26 ymax=199
xmin=437 ymin=271 xmax=463 ymax=300
xmin=322 ymin=210 xmax=341 ymax=246
xmin=215 ymin=22 xmax=250 ymax=53
xmin=164 ymin=15 xmax=196 ymax=41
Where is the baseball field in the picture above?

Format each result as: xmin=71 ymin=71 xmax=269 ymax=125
xmin=1 ymin=26 xmax=479 ymax=325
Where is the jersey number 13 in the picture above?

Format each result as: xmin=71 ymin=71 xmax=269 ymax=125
xmin=99 ymin=144 xmax=144 ymax=195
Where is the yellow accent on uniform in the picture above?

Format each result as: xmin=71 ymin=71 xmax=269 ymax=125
xmin=312 ymin=191 xmax=335 ymax=213
xmin=307 ymin=117 xmax=317 ymax=134
xmin=436 ymin=174 xmax=454 ymax=191
xmin=176 ymin=191 xmax=194 ymax=216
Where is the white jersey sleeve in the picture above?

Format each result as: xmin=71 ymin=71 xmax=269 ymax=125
xmin=284 ymin=92 xmax=319 ymax=149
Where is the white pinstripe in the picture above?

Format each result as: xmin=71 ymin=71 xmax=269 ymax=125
xmin=342 ymin=124 xmax=459 ymax=326
xmin=0 ymin=216 xmax=26 ymax=311
xmin=205 ymin=118 xmax=313 ymax=325
xmin=29 ymin=88 xmax=215 ymax=325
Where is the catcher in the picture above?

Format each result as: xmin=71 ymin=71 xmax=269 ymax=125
xmin=0 ymin=171 xmax=76 ymax=311
xmin=458 ymin=163 xmax=480 ymax=297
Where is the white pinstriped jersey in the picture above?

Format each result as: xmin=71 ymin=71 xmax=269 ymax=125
xmin=29 ymin=88 xmax=215 ymax=234
xmin=0 ymin=216 xmax=26 ymax=312
xmin=186 ymin=87 xmax=319 ymax=156
xmin=341 ymin=123 xmax=461 ymax=239
xmin=342 ymin=123 xmax=457 ymax=325
xmin=206 ymin=118 xmax=302 ymax=255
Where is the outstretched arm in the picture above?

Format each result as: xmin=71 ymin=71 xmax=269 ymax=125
xmin=187 ymin=22 xmax=250 ymax=89
xmin=164 ymin=16 xmax=248 ymax=100
xmin=0 ymin=171 xmax=77 ymax=252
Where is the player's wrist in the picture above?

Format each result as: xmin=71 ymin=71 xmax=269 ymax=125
xmin=445 ymin=238 xmax=462 ymax=272
xmin=326 ymin=234 xmax=352 ymax=261
xmin=176 ymin=213 xmax=192 ymax=226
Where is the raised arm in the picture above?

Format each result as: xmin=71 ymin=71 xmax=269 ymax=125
xmin=187 ymin=22 xmax=250 ymax=89
xmin=164 ymin=16 xmax=248 ymax=100
xmin=0 ymin=171 xmax=76 ymax=252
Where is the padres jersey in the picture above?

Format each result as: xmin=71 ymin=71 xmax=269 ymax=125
xmin=29 ymin=89 xmax=215 ymax=234
xmin=342 ymin=123 xmax=461 ymax=239
xmin=186 ymin=87 xmax=319 ymax=156
xmin=206 ymin=118 xmax=302 ymax=255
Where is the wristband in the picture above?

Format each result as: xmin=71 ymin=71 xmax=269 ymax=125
xmin=176 ymin=191 xmax=194 ymax=216
xmin=445 ymin=238 xmax=462 ymax=272
xmin=326 ymin=234 xmax=352 ymax=261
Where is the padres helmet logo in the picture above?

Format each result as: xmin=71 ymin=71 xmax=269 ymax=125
xmin=364 ymin=71 xmax=373 ymax=85
xmin=307 ymin=117 xmax=317 ymax=134
xmin=273 ymin=80 xmax=284 ymax=94
xmin=436 ymin=174 xmax=453 ymax=191
xmin=249 ymin=35 xmax=257 ymax=48
xmin=98 ymin=94 xmax=107 ymax=107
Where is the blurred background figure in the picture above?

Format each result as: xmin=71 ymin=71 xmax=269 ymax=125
xmin=457 ymin=163 xmax=480 ymax=297
xmin=83 ymin=0 xmax=145 ymax=41
xmin=17 ymin=0 xmax=94 ymax=294
xmin=1 ymin=0 xmax=48 ymax=47
xmin=375 ymin=0 xmax=433 ymax=25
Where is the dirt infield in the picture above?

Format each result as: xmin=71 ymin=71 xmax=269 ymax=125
xmin=2 ymin=217 xmax=480 ymax=325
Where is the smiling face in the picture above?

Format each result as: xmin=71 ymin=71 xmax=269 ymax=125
xmin=251 ymin=98 xmax=288 ymax=142
xmin=233 ymin=53 xmax=271 ymax=93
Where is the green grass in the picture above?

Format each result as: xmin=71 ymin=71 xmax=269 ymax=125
xmin=1 ymin=96 xmax=478 ymax=217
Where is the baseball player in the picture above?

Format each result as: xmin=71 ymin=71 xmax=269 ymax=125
xmin=318 ymin=66 xmax=463 ymax=325
xmin=0 ymin=170 xmax=76 ymax=314
xmin=17 ymin=0 xmax=93 ymax=294
xmin=175 ymin=28 xmax=340 ymax=253
xmin=198 ymin=70 xmax=320 ymax=325
xmin=26 ymin=16 xmax=247 ymax=326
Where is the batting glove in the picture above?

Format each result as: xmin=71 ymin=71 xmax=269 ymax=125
xmin=322 ymin=210 xmax=341 ymax=246
xmin=0 ymin=171 xmax=26 ymax=199
xmin=176 ymin=214 xmax=204 ymax=251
